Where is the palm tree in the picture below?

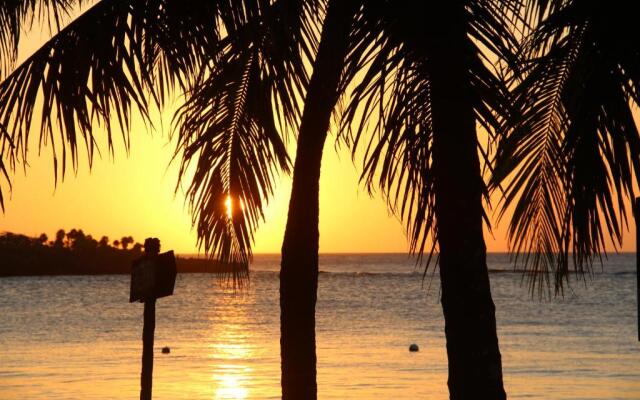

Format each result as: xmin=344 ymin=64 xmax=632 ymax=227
xmin=0 ymin=1 xmax=563 ymax=399
xmin=0 ymin=1 xmax=319 ymax=397
xmin=278 ymin=1 xmax=357 ymax=397
xmin=340 ymin=1 xmax=522 ymax=397
xmin=98 ymin=236 xmax=109 ymax=247
xmin=492 ymin=1 xmax=640 ymax=294
xmin=54 ymin=229 xmax=65 ymax=247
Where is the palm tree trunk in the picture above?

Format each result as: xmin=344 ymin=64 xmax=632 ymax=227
xmin=280 ymin=0 xmax=356 ymax=399
xmin=427 ymin=4 xmax=507 ymax=400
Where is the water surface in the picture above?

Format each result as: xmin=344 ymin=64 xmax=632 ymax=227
xmin=1 ymin=253 xmax=638 ymax=399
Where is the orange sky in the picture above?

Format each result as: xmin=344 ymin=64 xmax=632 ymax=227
xmin=0 ymin=10 xmax=638 ymax=255
xmin=1 ymin=115 xmax=415 ymax=254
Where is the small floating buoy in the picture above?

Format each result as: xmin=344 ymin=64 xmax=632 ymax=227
xmin=161 ymin=346 xmax=170 ymax=354
xmin=409 ymin=343 xmax=419 ymax=352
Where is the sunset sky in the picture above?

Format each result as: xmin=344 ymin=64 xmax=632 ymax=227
xmin=4 ymin=112 xmax=638 ymax=255
xmin=1 ymin=11 xmax=638 ymax=255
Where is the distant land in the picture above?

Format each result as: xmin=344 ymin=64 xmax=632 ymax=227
xmin=0 ymin=229 xmax=234 ymax=276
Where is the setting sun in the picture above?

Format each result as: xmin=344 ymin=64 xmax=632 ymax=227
xmin=1 ymin=2 xmax=639 ymax=400
xmin=225 ymin=196 xmax=233 ymax=220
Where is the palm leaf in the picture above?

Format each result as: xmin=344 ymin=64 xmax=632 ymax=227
xmin=340 ymin=0 xmax=519 ymax=270
xmin=170 ymin=0 xmax=315 ymax=282
xmin=0 ymin=0 xmax=79 ymax=79
xmin=172 ymin=46 xmax=290 ymax=285
xmin=493 ymin=1 xmax=640 ymax=294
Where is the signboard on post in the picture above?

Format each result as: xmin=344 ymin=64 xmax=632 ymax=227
xmin=130 ymin=251 xmax=177 ymax=303
xmin=130 ymin=238 xmax=176 ymax=400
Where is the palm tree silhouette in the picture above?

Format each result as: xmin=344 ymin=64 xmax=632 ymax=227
xmin=6 ymin=1 xmax=630 ymax=399
xmin=120 ymin=236 xmax=134 ymax=250
xmin=0 ymin=1 xmax=319 ymax=397
xmin=98 ymin=236 xmax=109 ymax=247
xmin=339 ymin=2 xmax=522 ymax=397
xmin=492 ymin=1 xmax=640 ymax=295
xmin=277 ymin=1 xmax=358 ymax=397
xmin=54 ymin=229 xmax=65 ymax=247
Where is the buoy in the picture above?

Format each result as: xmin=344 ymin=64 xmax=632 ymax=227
xmin=409 ymin=343 xmax=419 ymax=352
xmin=162 ymin=346 xmax=170 ymax=354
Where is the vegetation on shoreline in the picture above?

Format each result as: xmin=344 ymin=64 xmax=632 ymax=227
xmin=0 ymin=229 xmax=232 ymax=276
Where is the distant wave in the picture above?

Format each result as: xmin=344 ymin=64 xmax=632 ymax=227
xmin=250 ymin=268 xmax=634 ymax=277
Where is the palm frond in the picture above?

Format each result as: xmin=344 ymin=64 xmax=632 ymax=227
xmin=1 ymin=0 xmax=155 ymax=185
xmin=340 ymin=0 xmax=519 ymax=268
xmin=493 ymin=1 xmax=640 ymax=294
xmin=221 ymin=0 xmax=319 ymax=131
xmin=0 ymin=0 xmax=221 ymax=174
xmin=342 ymin=32 xmax=436 ymax=260
xmin=0 ymin=123 xmax=12 ymax=211
xmin=168 ymin=0 xmax=315 ymax=281
xmin=172 ymin=45 xmax=290 ymax=286
xmin=0 ymin=0 xmax=79 ymax=79
xmin=492 ymin=24 xmax=583 ymax=295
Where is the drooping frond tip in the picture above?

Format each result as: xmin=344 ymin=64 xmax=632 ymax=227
xmin=0 ymin=0 xmax=79 ymax=80
xmin=340 ymin=1 xmax=519 ymax=275
xmin=0 ymin=0 xmax=220 ymax=189
xmin=172 ymin=35 xmax=291 ymax=287
xmin=492 ymin=1 xmax=640 ymax=296
xmin=0 ymin=124 xmax=12 ymax=211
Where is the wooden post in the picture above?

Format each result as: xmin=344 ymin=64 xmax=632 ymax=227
xmin=636 ymin=198 xmax=640 ymax=341
xmin=130 ymin=238 xmax=177 ymax=399
xmin=140 ymin=298 xmax=156 ymax=400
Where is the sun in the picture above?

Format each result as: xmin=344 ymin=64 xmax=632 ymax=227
xmin=225 ymin=195 xmax=245 ymax=221
xmin=225 ymin=195 xmax=233 ymax=220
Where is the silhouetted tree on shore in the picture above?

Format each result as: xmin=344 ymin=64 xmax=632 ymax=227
xmin=54 ymin=229 xmax=65 ymax=248
xmin=98 ymin=236 xmax=109 ymax=247
xmin=120 ymin=236 xmax=133 ymax=250
xmin=0 ymin=229 xmax=141 ymax=275
xmin=0 ymin=229 xmax=232 ymax=276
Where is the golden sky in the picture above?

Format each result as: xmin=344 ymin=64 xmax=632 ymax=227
xmin=1 ymin=9 xmax=637 ymax=255
xmin=1 ymin=116 xmax=415 ymax=254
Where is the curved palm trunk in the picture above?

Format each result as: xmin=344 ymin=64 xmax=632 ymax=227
xmin=427 ymin=4 xmax=506 ymax=400
xmin=280 ymin=0 xmax=356 ymax=399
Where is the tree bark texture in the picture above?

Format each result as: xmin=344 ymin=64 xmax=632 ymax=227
xmin=279 ymin=0 xmax=357 ymax=399
xmin=426 ymin=3 xmax=507 ymax=399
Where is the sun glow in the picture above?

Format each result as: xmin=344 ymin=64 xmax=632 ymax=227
xmin=225 ymin=195 xmax=233 ymax=220
xmin=225 ymin=195 xmax=246 ymax=221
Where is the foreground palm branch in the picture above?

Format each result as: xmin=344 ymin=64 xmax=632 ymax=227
xmin=171 ymin=0 xmax=316 ymax=282
xmin=173 ymin=47 xmax=291 ymax=282
xmin=0 ymin=0 xmax=314 ymax=280
xmin=0 ymin=0 xmax=79 ymax=79
xmin=493 ymin=1 xmax=640 ymax=294
xmin=341 ymin=0 xmax=518 ymax=262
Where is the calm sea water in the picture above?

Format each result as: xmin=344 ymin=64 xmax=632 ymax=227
xmin=1 ymin=253 xmax=638 ymax=399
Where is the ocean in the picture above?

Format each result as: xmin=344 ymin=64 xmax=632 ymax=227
xmin=1 ymin=253 xmax=638 ymax=399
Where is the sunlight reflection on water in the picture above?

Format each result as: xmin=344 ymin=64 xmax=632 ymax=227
xmin=209 ymin=327 xmax=252 ymax=398
xmin=0 ymin=254 xmax=639 ymax=399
